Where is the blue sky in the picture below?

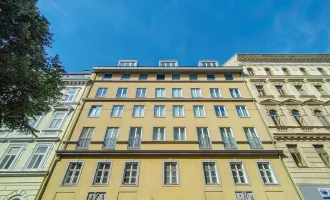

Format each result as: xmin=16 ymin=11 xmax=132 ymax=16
xmin=38 ymin=0 xmax=330 ymax=72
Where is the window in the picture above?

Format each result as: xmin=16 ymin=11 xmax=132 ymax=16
xmin=88 ymin=105 xmax=102 ymax=117
xmin=236 ymin=106 xmax=249 ymax=117
xmin=230 ymin=88 xmax=241 ymax=98
xmin=197 ymin=128 xmax=211 ymax=149
xmin=202 ymin=162 xmax=219 ymax=185
xmin=96 ymin=88 xmax=107 ymax=98
xmin=287 ymin=145 xmax=307 ymax=167
xmin=103 ymin=74 xmax=112 ymax=80
xmin=189 ymin=73 xmax=198 ymax=80
xmin=191 ymin=88 xmax=202 ymax=98
xmin=214 ymin=106 xmax=227 ymax=117
xmin=48 ymin=112 xmax=66 ymax=129
xmin=257 ymin=162 xmax=277 ymax=184
xmin=172 ymin=74 xmax=180 ymax=80
xmin=103 ymin=128 xmax=119 ymax=148
xmin=154 ymin=105 xmax=165 ymax=117
xmin=314 ymin=145 xmax=330 ymax=167
xmin=275 ymin=85 xmax=286 ymax=96
xmin=118 ymin=60 xmax=137 ymax=66
xmin=315 ymin=85 xmax=327 ymax=95
xmin=132 ymin=105 xmax=145 ymax=117
xmin=256 ymin=86 xmax=266 ymax=96
xmin=224 ymin=74 xmax=233 ymax=80
xmin=116 ymin=88 xmax=128 ymax=98
xmin=282 ymin=68 xmax=290 ymax=75
xmin=220 ymin=128 xmax=236 ymax=149
xmin=230 ymin=162 xmax=248 ymax=184
xmin=122 ymin=162 xmax=139 ymax=185
xmin=121 ymin=74 xmax=130 ymax=80
xmin=157 ymin=74 xmax=165 ymax=80
xmin=269 ymin=110 xmax=281 ymax=126
xmin=244 ymin=128 xmax=262 ymax=149
xmin=314 ymin=110 xmax=330 ymax=126
xmin=153 ymin=127 xmax=165 ymax=141
xmin=172 ymin=88 xmax=183 ymax=98
xmin=128 ymin=128 xmax=142 ymax=148
xmin=87 ymin=192 xmax=106 ymax=200
xmin=207 ymin=74 xmax=215 ymax=81
xmin=318 ymin=68 xmax=327 ymax=75
xmin=139 ymin=74 xmax=148 ymax=80
xmin=291 ymin=110 xmax=305 ymax=126
xmin=300 ymin=68 xmax=308 ymax=75
xmin=136 ymin=88 xmax=147 ymax=98
xmin=155 ymin=88 xmax=166 ymax=98
xmin=265 ymin=68 xmax=272 ymax=75
xmin=210 ymin=88 xmax=221 ymax=98
xmin=174 ymin=128 xmax=186 ymax=141
xmin=77 ymin=128 xmax=94 ymax=149
xmin=247 ymin=68 xmax=254 ymax=75
xmin=26 ymin=145 xmax=49 ymax=170
xmin=200 ymin=61 xmax=218 ymax=67
xmin=193 ymin=105 xmax=206 ymax=117
xmin=235 ymin=192 xmax=255 ymax=200
xmin=28 ymin=116 xmax=42 ymax=128
xmin=62 ymin=162 xmax=83 ymax=185
xmin=164 ymin=162 xmax=179 ymax=185
xmin=160 ymin=61 xmax=178 ymax=67
xmin=173 ymin=105 xmax=184 ymax=117
xmin=92 ymin=162 xmax=111 ymax=185
xmin=62 ymin=88 xmax=78 ymax=102
xmin=295 ymin=85 xmax=307 ymax=95
xmin=0 ymin=145 xmax=22 ymax=170
xmin=111 ymin=105 xmax=124 ymax=117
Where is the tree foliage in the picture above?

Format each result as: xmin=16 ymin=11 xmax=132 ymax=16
xmin=0 ymin=0 xmax=64 ymax=134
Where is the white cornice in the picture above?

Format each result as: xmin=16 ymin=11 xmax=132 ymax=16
xmin=236 ymin=54 xmax=330 ymax=62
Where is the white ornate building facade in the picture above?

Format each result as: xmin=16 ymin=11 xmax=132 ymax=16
xmin=0 ymin=72 xmax=90 ymax=200
xmin=224 ymin=54 xmax=330 ymax=200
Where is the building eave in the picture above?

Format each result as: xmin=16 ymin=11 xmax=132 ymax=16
xmin=236 ymin=54 xmax=330 ymax=62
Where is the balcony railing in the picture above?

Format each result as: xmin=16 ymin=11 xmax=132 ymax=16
xmin=198 ymin=137 xmax=212 ymax=149
xmin=128 ymin=137 xmax=141 ymax=148
xmin=38 ymin=130 xmax=61 ymax=137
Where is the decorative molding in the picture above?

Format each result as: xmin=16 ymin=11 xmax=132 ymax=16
xmin=82 ymin=98 xmax=256 ymax=102
xmin=237 ymin=54 xmax=330 ymax=62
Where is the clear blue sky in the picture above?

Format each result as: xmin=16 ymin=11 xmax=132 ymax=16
xmin=38 ymin=0 xmax=330 ymax=72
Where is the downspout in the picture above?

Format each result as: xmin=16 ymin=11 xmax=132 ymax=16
xmin=35 ymin=74 xmax=95 ymax=200
xmin=242 ymin=71 xmax=304 ymax=200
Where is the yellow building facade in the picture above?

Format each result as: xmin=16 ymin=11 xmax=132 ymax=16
xmin=38 ymin=61 xmax=300 ymax=200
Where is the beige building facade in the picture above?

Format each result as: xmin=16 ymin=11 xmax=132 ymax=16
xmin=38 ymin=60 xmax=300 ymax=200
xmin=0 ymin=72 xmax=90 ymax=200
xmin=224 ymin=54 xmax=330 ymax=200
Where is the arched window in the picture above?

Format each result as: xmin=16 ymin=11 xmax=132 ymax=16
xmin=265 ymin=68 xmax=272 ymax=75
xmin=247 ymin=68 xmax=254 ymax=75
xmin=299 ymin=68 xmax=308 ymax=75
xmin=269 ymin=110 xmax=281 ymax=126
xmin=11 ymin=196 xmax=24 ymax=200
xmin=291 ymin=110 xmax=304 ymax=126
xmin=282 ymin=68 xmax=290 ymax=75
xmin=318 ymin=68 xmax=327 ymax=75
xmin=314 ymin=110 xmax=330 ymax=126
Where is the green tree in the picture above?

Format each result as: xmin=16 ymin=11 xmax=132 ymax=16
xmin=0 ymin=0 xmax=64 ymax=135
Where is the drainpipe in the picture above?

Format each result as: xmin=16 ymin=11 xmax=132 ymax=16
xmin=35 ymin=73 xmax=95 ymax=200
xmin=241 ymin=71 xmax=304 ymax=200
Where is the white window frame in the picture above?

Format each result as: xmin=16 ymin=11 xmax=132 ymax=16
xmin=76 ymin=127 xmax=94 ymax=149
xmin=196 ymin=127 xmax=212 ymax=149
xmin=121 ymin=161 xmax=140 ymax=186
xmin=235 ymin=191 xmax=255 ymax=200
xmin=201 ymin=161 xmax=221 ymax=185
xmin=152 ymin=127 xmax=165 ymax=141
xmin=132 ymin=105 xmax=145 ymax=117
xmin=210 ymin=88 xmax=221 ymax=98
xmin=189 ymin=73 xmax=198 ymax=80
xmin=173 ymin=127 xmax=186 ymax=141
xmin=61 ymin=161 xmax=84 ymax=186
xmin=62 ymin=88 xmax=79 ymax=102
xmin=154 ymin=105 xmax=165 ymax=117
xmin=118 ymin=60 xmax=138 ymax=67
xmin=172 ymin=88 xmax=183 ymax=98
xmin=159 ymin=60 xmax=178 ymax=67
xmin=193 ymin=105 xmax=206 ymax=117
xmin=111 ymin=105 xmax=124 ymax=117
xmin=47 ymin=111 xmax=67 ymax=130
xmin=103 ymin=73 xmax=112 ymax=80
xmin=220 ymin=127 xmax=236 ymax=149
xmin=155 ymin=88 xmax=166 ymax=98
xmin=191 ymin=88 xmax=202 ymax=98
xmin=136 ymin=88 xmax=147 ymax=98
xmin=121 ymin=74 xmax=130 ymax=80
xmin=236 ymin=105 xmax=249 ymax=117
xmin=24 ymin=144 xmax=51 ymax=171
xmin=163 ymin=160 xmax=179 ymax=185
xmin=28 ymin=116 xmax=43 ymax=129
xmin=295 ymin=85 xmax=307 ymax=95
xmin=230 ymin=88 xmax=242 ymax=98
xmin=91 ymin=161 xmax=112 ymax=186
xmin=139 ymin=73 xmax=148 ymax=80
xmin=103 ymin=128 xmax=119 ymax=149
xmin=88 ymin=105 xmax=102 ymax=117
xmin=229 ymin=161 xmax=249 ymax=185
xmin=0 ymin=144 xmax=24 ymax=171
xmin=95 ymin=88 xmax=108 ymax=98
xmin=127 ymin=128 xmax=142 ymax=149
xmin=206 ymin=74 xmax=215 ymax=81
xmin=172 ymin=73 xmax=181 ymax=80
xmin=214 ymin=105 xmax=227 ymax=117
xmin=173 ymin=105 xmax=185 ymax=117
xmin=86 ymin=192 xmax=106 ymax=200
xmin=275 ymin=85 xmax=286 ymax=96
xmin=116 ymin=88 xmax=128 ymax=98
xmin=244 ymin=127 xmax=262 ymax=149
xmin=256 ymin=161 xmax=278 ymax=185
xmin=198 ymin=60 xmax=219 ymax=67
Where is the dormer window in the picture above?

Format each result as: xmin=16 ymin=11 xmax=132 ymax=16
xmin=199 ymin=60 xmax=219 ymax=67
xmin=159 ymin=60 xmax=178 ymax=67
xmin=118 ymin=60 xmax=138 ymax=67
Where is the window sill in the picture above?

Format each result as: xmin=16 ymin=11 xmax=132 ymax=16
xmin=120 ymin=184 xmax=138 ymax=187
xmin=154 ymin=116 xmax=166 ymax=118
xmin=263 ymin=183 xmax=280 ymax=186
xmin=91 ymin=184 xmax=108 ymax=187
xmin=195 ymin=116 xmax=206 ymax=118
xmin=173 ymin=116 xmax=185 ymax=118
xmin=110 ymin=116 xmax=123 ymax=118
xmin=239 ymin=116 xmax=250 ymax=118
xmin=132 ymin=116 xmax=144 ymax=118
xmin=60 ymin=184 xmax=78 ymax=187
xmin=216 ymin=116 xmax=228 ymax=118
xmin=204 ymin=184 xmax=221 ymax=186
xmin=163 ymin=184 xmax=180 ymax=187
xmin=88 ymin=116 xmax=100 ymax=118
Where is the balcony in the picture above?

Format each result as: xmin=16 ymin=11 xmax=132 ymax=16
xmin=37 ymin=130 xmax=61 ymax=137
